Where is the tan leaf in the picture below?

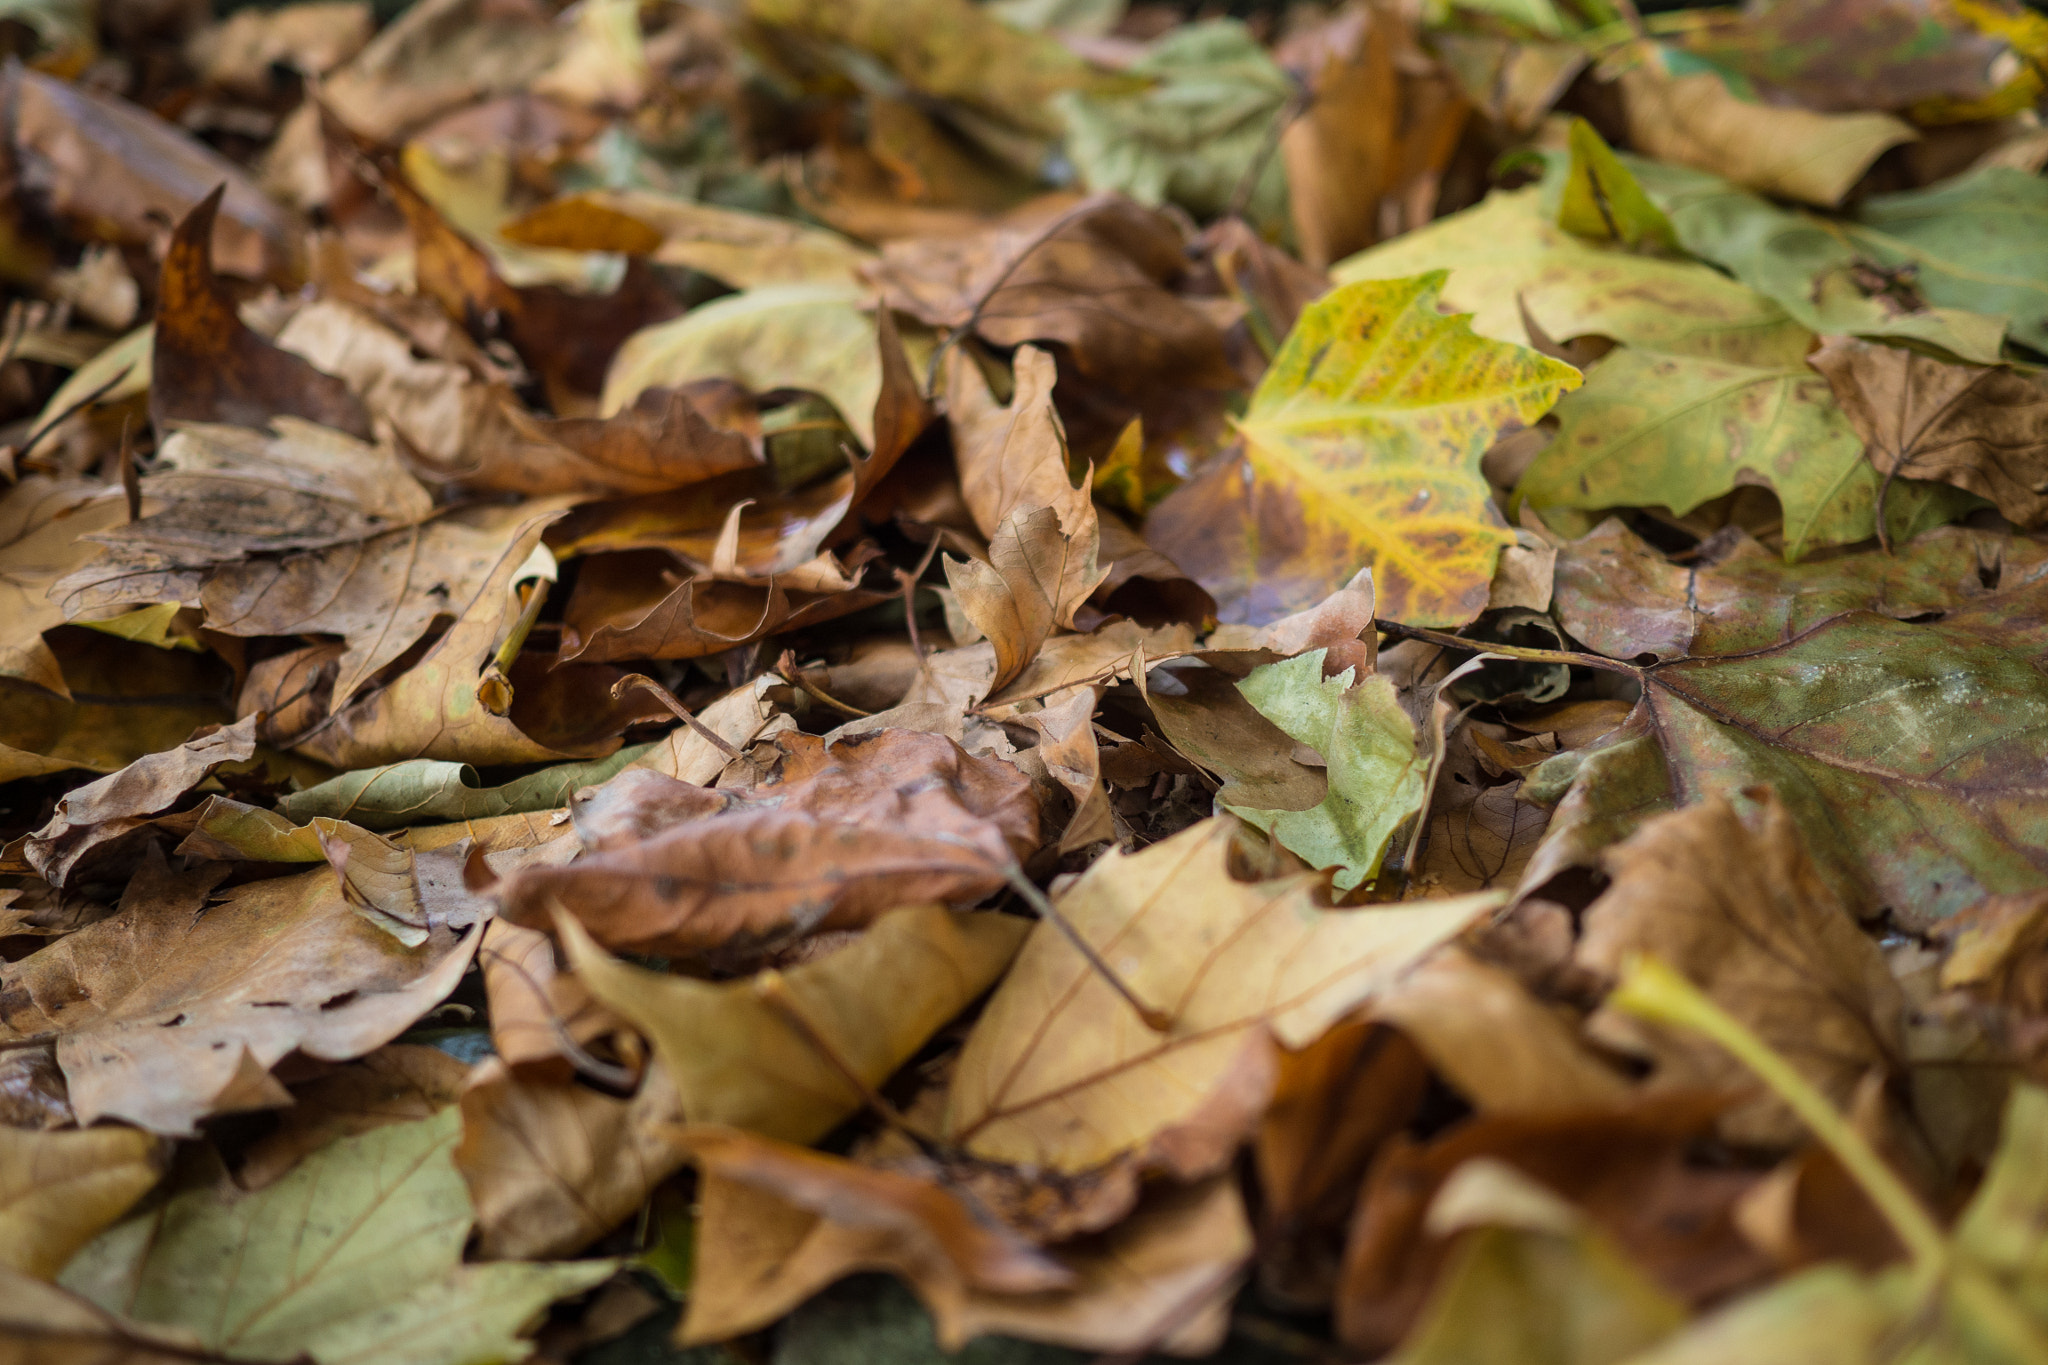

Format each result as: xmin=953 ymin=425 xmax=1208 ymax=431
xmin=502 ymin=190 xmax=876 ymax=289
xmin=237 ymin=1044 xmax=469 ymax=1191
xmin=945 ymin=817 xmax=1499 ymax=1172
xmin=0 ymin=1267 xmax=238 ymax=1365
xmin=1575 ymin=791 xmax=1909 ymax=1146
xmin=0 ymin=849 xmax=482 ymax=1135
xmin=560 ymin=902 xmax=1028 ymax=1145
xmin=944 ymin=504 xmax=1109 ymax=696
xmin=0 ymin=479 xmax=131 ymax=699
xmin=456 ymin=1055 xmax=687 ymax=1259
xmin=0 ymin=1126 xmax=164 ymax=1280
xmin=493 ymin=728 xmax=1039 ymax=957
xmin=1812 ymin=334 xmax=2048 ymax=529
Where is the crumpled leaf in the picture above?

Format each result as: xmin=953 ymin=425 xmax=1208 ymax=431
xmin=306 ymin=0 xmax=560 ymax=148
xmin=869 ymin=195 xmax=1239 ymax=394
xmin=61 ymin=1108 xmax=614 ymax=1365
xmin=25 ymin=714 xmax=257 ymax=887
xmin=1575 ymin=791 xmax=1908 ymax=1145
xmin=1518 ymin=347 xmax=1973 ymax=559
xmin=687 ymin=1165 xmax=1250 ymax=1356
xmin=1811 ymin=333 xmax=2048 ymax=528
xmin=946 ymin=816 xmax=1499 ymax=1173
xmin=1552 ymin=518 xmax=2048 ymax=662
xmin=0 ymin=1125 xmax=163 ymax=1280
xmin=1334 ymin=188 xmax=1811 ymax=366
xmin=1057 ymin=20 xmax=1293 ymax=231
xmin=0 ymin=849 xmax=482 ymax=1135
xmin=560 ymin=902 xmax=1028 ymax=1145
xmin=1613 ymin=42 xmax=1915 ymax=209
xmin=1149 ymin=273 xmax=1580 ymax=626
xmin=1225 ymin=649 xmax=1428 ymax=892
xmin=492 ymin=728 xmax=1039 ymax=956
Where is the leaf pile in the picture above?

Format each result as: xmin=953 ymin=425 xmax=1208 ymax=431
xmin=2 ymin=0 xmax=2048 ymax=1361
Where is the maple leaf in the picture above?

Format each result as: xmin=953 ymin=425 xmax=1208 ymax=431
xmin=1149 ymin=273 xmax=1580 ymax=626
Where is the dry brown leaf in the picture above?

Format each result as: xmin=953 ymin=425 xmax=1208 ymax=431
xmin=945 ymin=817 xmax=1498 ymax=1173
xmin=944 ymin=499 xmax=1109 ymax=696
xmin=189 ymin=3 xmax=373 ymax=95
xmin=237 ymin=1044 xmax=468 ymax=1190
xmin=0 ymin=848 xmax=482 ymax=1135
xmin=476 ymin=917 xmax=622 ymax=1073
xmin=684 ymin=1157 xmax=1250 ymax=1356
xmin=456 ymin=1055 xmax=686 ymax=1260
xmin=870 ymin=195 xmax=1238 ymax=393
xmin=493 ymin=728 xmax=1038 ymax=957
xmin=1018 ymin=683 xmax=1113 ymax=851
xmin=0 ymin=480 xmax=133 ymax=699
xmin=0 ymin=1125 xmax=164 ymax=1280
xmin=560 ymin=902 xmax=1027 ymax=1145
xmin=672 ymin=1125 xmax=1071 ymax=1346
xmin=1812 ymin=334 xmax=2048 ymax=529
xmin=502 ymin=190 xmax=876 ymax=288
xmin=0 ymin=1267 xmax=243 ymax=1365
xmin=1409 ymin=777 xmax=1550 ymax=896
xmin=24 ymin=716 xmax=258 ymax=888
xmin=8 ymin=69 xmax=299 ymax=282
xmin=557 ymin=548 xmax=889 ymax=664
xmin=1575 ymin=790 xmax=1909 ymax=1147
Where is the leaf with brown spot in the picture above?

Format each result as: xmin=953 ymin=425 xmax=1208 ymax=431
xmin=492 ymin=728 xmax=1039 ymax=956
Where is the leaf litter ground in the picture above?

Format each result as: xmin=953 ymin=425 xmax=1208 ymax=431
xmin=4 ymin=0 xmax=2048 ymax=1362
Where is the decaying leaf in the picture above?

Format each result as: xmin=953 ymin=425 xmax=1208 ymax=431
xmin=492 ymin=728 xmax=1038 ymax=956
xmin=0 ymin=1125 xmax=163 ymax=1280
xmin=1150 ymin=273 xmax=1579 ymax=626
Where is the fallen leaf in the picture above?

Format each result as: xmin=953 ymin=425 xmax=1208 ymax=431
xmin=1225 ymin=649 xmax=1428 ymax=891
xmin=946 ymin=816 xmax=1499 ymax=1172
xmin=1057 ymin=20 xmax=1294 ymax=232
xmin=1551 ymin=518 xmax=2048 ymax=662
xmin=1148 ymin=273 xmax=1579 ymax=626
xmin=560 ymin=903 xmax=1027 ymax=1144
xmin=0 ymin=1125 xmax=163 ymax=1280
xmin=0 ymin=1266 xmax=249 ymax=1365
xmin=502 ymin=190 xmax=877 ymax=288
xmin=1677 ymin=0 xmax=2017 ymax=113
xmin=1518 ymin=346 xmax=1973 ymax=559
xmin=237 ymin=1044 xmax=469 ymax=1190
xmin=61 ymin=1108 xmax=613 ymax=1365
xmin=1812 ymin=333 xmax=2048 ymax=528
xmin=493 ymin=728 xmax=1038 ymax=956
xmin=869 ymin=195 xmax=1239 ymax=394
xmin=1576 ymin=791 xmax=1908 ymax=1145
xmin=1333 ymin=187 xmax=1813 ymax=366
xmin=1613 ymin=42 xmax=1915 ymax=208
xmin=0 ymin=848 xmax=482 ymax=1134
xmin=456 ymin=1055 xmax=688 ymax=1259
xmin=0 ymin=479 xmax=134 ymax=697
xmin=188 ymin=3 xmax=374 ymax=96
xmin=1557 ymin=117 xmax=1680 ymax=255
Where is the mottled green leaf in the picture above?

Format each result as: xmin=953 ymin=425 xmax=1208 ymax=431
xmin=1224 ymin=650 xmax=1428 ymax=892
xmin=1557 ymin=119 xmax=1679 ymax=255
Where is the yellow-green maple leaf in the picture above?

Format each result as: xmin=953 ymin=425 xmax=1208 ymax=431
xmin=1232 ymin=273 xmax=1582 ymax=627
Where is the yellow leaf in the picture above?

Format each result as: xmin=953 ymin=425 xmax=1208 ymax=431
xmin=0 ymin=1125 xmax=162 ymax=1280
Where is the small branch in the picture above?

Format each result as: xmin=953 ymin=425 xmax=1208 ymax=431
xmin=614 ymin=673 xmax=743 ymax=761
xmin=775 ymin=649 xmax=872 ymax=719
xmin=996 ymin=863 xmax=1174 ymax=1033
xmin=1376 ymin=621 xmax=1642 ymax=678
xmin=477 ymin=943 xmax=639 ymax=1091
xmin=923 ymin=197 xmax=1111 ymax=397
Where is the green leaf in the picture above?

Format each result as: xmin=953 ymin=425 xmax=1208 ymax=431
xmin=1055 ymin=20 xmax=1293 ymax=231
xmin=61 ymin=1109 xmax=613 ymax=1365
xmin=1152 ymin=272 xmax=1579 ymax=627
xmin=1954 ymin=1083 xmax=2048 ymax=1306
xmin=1637 ymin=599 xmax=2048 ymax=923
xmin=1224 ymin=650 xmax=1428 ymax=892
xmin=1615 ymin=1264 xmax=1897 ymax=1365
xmin=1334 ymin=188 xmax=1812 ymax=367
xmin=1557 ymin=119 xmax=1679 ymax=256
xmin=276 ymin=743 xmax=656 ymax=831
xmin=602 ymin=283 xmax=886 ymax=449
xmin=1634 ymin=158 xmax=2027 ymax=362
xmin=1518 ymin=347 xmax=1973 ymax=560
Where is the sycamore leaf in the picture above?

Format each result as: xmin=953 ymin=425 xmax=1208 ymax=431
xmin=1225 ymin=650 xmax=1428 ymax=892
xmin=0 ymin=851 xmax=481 ymax=1135
xmin=502 ymin=190 xmax=875 ymax=289
xmin=61 ymin=1109 xmax=613 ymax=1365
xmin=1056 ymin=20 xmax=1293 ymax=231
xmin=945 ymin=817 xmax=1499 ymax=1172
xmin=1148 ymin=273 xmax=1580 ymax=627
xmin=1333 ymin=188 xmax=1812 ymax=366
xmin=561 ymin=903 xmax=1028 ymax=1145
xmin=0 ymin=478 xmax=130 ymax=698
xmin=1811 ymin=334 xmax=2048 ymax=528
xmin=1557 ymin=118 xmax=1679 ymax=255
xmin=0 ymin=1266 xmax=245 ymax=1365
xmin=1517 ymin=347 xmax=1974 ymax=559
xmin=0 ymin=1125 xmax=163 ymax=1280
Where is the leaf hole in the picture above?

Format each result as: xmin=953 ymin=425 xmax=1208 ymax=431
xmin=159 ymin=1013 xmax=185 ymax=1027
xmin=319 ymin=990 xmax=359 ymax=1011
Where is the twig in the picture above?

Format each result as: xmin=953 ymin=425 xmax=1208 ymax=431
xmin=1376 ymin=620 xmax=1642 ymax=678
xmin=613 ymin=673 xmax=743 ymax=761
xmin=775 ymin=649 xmax=872 ymax=719
xmin=476 ymin=942 xmax=639 ymax=1091
xmin=923 ymin=196 xmax=1111 ymax=397
xmin=899 ymin=531 xmax=945 ymax=668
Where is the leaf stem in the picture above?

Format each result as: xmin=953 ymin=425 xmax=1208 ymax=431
xmin=1376 ymin=621 xmax=1642 ymax=677
xmin=996 ymin=863 xmax=1174 ymax=1033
